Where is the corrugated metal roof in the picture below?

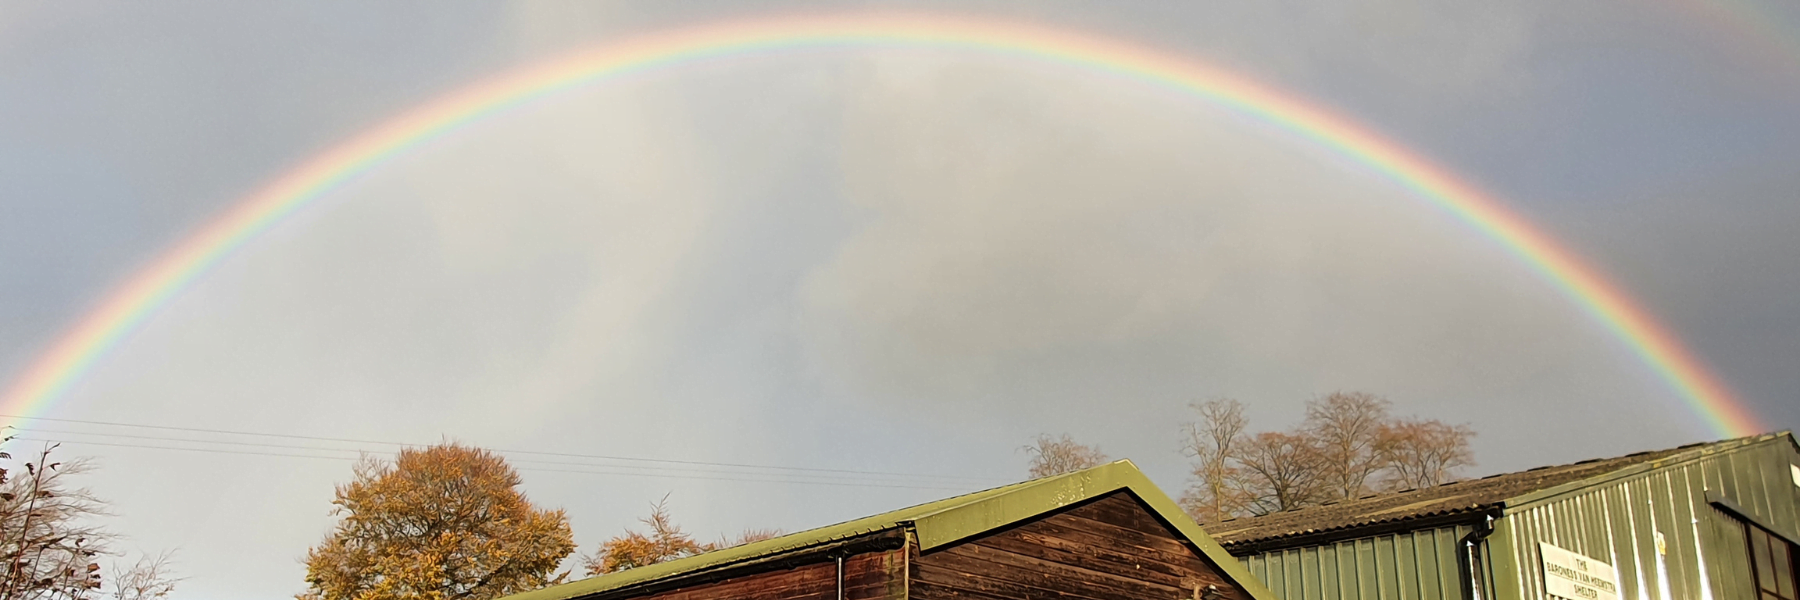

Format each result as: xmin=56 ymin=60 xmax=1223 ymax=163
xmin=1207 ymin=431 xmax=1795 ymax=549
xmin=505 ymin=459 xmax=1279 ymax=600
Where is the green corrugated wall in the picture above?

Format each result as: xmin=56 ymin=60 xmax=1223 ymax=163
xmin=1494 ymin=438 xmax=1800 ymax=600
xmin=1236 ymin=436 xmax=1800 ymax=600
xmin=1239 ymin=525 xmax=1483 ymax=600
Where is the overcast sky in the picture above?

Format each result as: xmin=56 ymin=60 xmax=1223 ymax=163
xmin=2 ymin=2 xmax=1798 ymax=599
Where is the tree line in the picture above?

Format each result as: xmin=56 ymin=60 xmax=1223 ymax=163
xmin=1023 ymin=391 xmax=1476 ymax=523
xmin=3 ymin=390 xmax=1472 ymax=600
xmin=305 ymin=390 xmax=1474 ymax=599
xmin=0 ymin=437 xmax=759 ymax=600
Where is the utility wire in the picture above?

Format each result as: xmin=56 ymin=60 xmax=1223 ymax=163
xmin=9 ymin=436 xmax=358 ymax=462
xmin=9 ymin=436 xmax=977 ymax=492
xmin=0 ymin=413 xmax=998 ymax=483
xmin=13 ymin=426 xmax=368 ymax=455
xmin=0 ymin=410 xmax=1000 ymax=482
xmin=9 ymin=426 xmax=973 ymax=488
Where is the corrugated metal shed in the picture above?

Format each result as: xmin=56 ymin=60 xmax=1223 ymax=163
xmin=1221 ymin=432 xmax=1800 ymax=600
xmin=1491 ymin=433 xmax=1800 ymax=600
xmin=1209 ymin=444 xmax=1705 ymax=552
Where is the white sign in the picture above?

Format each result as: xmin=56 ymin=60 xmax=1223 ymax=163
xmin=1790 ymin=464 xmax=1798 ymax=488
xmin=1540 ymin=543 xmax=1620 ymax=600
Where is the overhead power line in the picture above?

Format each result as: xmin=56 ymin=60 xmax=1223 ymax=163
xmin=7 ymin=436 xmax=976 ymax=492
xmin=8 ymin=427 xmax=977 ymax=488
xmin=0 ymin=413 xmax=990 ymax=482
xmin=0 ymin=413 xmax=1006 ymax=489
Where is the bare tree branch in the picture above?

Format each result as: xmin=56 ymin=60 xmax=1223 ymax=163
xmin=1021 ymin=434 xmax=1108 ymax=478
xmin=108 ymin=552 xmax=180 ymax=600
xmin=1179 ymin=399 xmax=1250 ymax=524
xmin=0 ymin=439 xmax=178 ymax=600
xmin=1305 ymin=392 xmax=1392 ymax=500
xmin=1378 ymin=418 xmax=1476 ymax=490
xmin=1177 ymin=391 xmax=1478 ymax=521
xmin=1232 ymin=431 xmax=1329 ymax=515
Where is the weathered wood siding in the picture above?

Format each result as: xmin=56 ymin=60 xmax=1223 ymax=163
xmin=626 ymin=548 xmax=907 ymax=600
xmin=912 ymin=490 xmax=1256 ymax=600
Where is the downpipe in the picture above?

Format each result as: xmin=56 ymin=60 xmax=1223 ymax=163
xmin=1459 ymin=513 xmax=1499 ymax=600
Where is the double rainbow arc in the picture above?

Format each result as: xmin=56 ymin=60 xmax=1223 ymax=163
xmin=0 ymin=15 xmax=1762 ymax=437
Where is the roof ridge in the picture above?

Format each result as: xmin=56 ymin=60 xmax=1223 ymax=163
xmin=501 ymin=459 xmax=1286 ymax=600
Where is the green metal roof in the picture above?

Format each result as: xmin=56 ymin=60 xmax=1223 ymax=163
xmin=1211 ymin=431 xmax=1798 ymax=549
xmin=1501 ymin=430 xmax=1798 ymax=510
xmin=504 ymin=459 xmax=1280 ymax=600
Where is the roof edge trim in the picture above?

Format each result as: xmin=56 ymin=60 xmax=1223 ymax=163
xmin=1222 ymin=510 xmax=1496 ymax=555
xmin=1501 ymin=432 xmax=1791 ymax=512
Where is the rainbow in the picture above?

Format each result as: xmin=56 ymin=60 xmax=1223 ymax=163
xmin=0 ymin=14 xmax=1763 ymax=438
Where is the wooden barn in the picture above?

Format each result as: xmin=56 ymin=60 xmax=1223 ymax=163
xmin=503 ymin=460 xmax=1280 ymax=600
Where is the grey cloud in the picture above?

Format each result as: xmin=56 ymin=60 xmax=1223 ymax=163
xmin=798 ymin=51 xmax=1693 ymax=462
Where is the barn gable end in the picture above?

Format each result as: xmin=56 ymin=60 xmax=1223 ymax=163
xmin=914 ymin=490 xmax=1257 ymax=600
xmin=503 ymin=460 xmax=1278 ymax=600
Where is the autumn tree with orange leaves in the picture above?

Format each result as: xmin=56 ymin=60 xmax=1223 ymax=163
xmin=299 ymin=443 xmax=574 ymax=600
xmin=581 ymin=497 xmax=780 ymax=576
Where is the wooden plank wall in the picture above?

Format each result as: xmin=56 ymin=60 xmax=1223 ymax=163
xmin=913 ymin=491 xmax=1255 ymax=600
xmin=627 ymin=548 xmax=907 ymax=600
